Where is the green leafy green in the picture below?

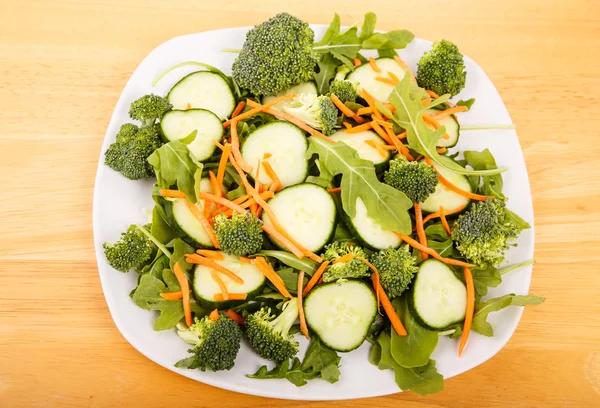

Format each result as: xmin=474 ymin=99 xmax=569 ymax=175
xmin=358 ymin=12 xmax=376 ymax=41
xmin=151 ymin=205 xmax=180 ymax=244
xmin=132 ymin=274 xmax=185 ymax=331
xmin=169 ymin=238 xmax=195 ymax=275
xmin=258 ymin=250 xmax=319 ymax=274
xmin=499 ymin=259 xmax=535 ymax=276
xmin=472 ymin=294 xmax=545 ymax=336
xmin=470 ymin=265 xmax=502 ymax=297
xmin=314 ymin=54 xmax=339 ymax=95
xmin=308 ymin=137 xmax=413 ymax=233
xmin=457 ymin=98 xmax=475 ymax=110
xmin=463 ymin=149 xmax=504 ymax=198
xmin=273 ymin=268 xmax=306 ymax=295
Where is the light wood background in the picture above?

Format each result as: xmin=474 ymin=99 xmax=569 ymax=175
xmin=1 ymin=0 xmax=599 ymax=406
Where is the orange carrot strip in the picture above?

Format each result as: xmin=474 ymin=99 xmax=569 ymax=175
xmin=397 ymin=131 xmax=407 ymax=140
xmin=333 ymin=253 xmax=355 ymax=264
xmin=372 ymin=118 xmax=394 ymax=128
xmin=345 ymin=122 xmax=373 ymax=133
xmin=423 ymin=204 xmax=467 ymax=224
xmin=343 ymin=121 xmax=353 ymax=129
xmin=353 ymin=58 xmax=362 ymax=67
xmin=302 ymin=261 xmax=329 ymax=297
xmin=425 ymin=158 xmax=494 ymax=201
xmin=173 ymin=262 xmax=192 ymax=326
xmin=159 ymin=291 xmax=189 ymax=300
xmin=330 ymin=94 xmax=365 ymax=124
xmin=437 ymin=147 xmax=447 ymax=154
xmin=356 ymin=107 xmax=373 ymax=116
xmin=254 ymin=257 xmax=293 ymax=298
xmin=261 ymin=224 xmax=304 ymax=260
xmin=231 ymin=101 xmax=246 ymax=118
xmin=209 ymin=309 xmax=219 ymax=320
xmin=366 ymin=140 xmax=389 ymax=157
xmin=268 ymin=182 xmax=282 ymax=193
xmin=426 ymin=90 xmax=440 ymax=99
xmin=297 ymin=270 xmax=309 ymax=339
xmin=209 ymin=194 xmax=249 ymax=218
xmin=414 ymin=154 xmax=424 ymax=161
xmin=371 ymin=120 xmax=394 ymax=145
xmin=434 ymin=105 xmax=467 ymax=120
xmin=369 ymin=57 xmax=381 ymax=73
xmin=395 ymin=233 xmax=475 ymax=268
xmin=159 ymin=189 xmax=186 ymax=199
xmin=359 ymin=89 xmax=383 ymax=120
xmin=388 ymin=132 xmax=414 ymax=161
xmin=388 ymin=71 xmax=401 ymax=84
xmin=211 ymin=270 xmax=229 ymax=301
xmin=365 ymin=257 xmax=406 ymax=336
xmin=185 ymin=200 xmax=220 ymax=248
xmin=225 ymin=309 xmax=245 ymax=324
xmin=422 ymin=113 xmax=451 ymax=141
xmin=375 ymin=76 xmax=398 ymax=86
xmin=223 ymin=94 xmax=295 ymax=128
xmin=393 ymin=55 xmax=416 ymax=82
xmin=229 ymin=117 xmax=253 ymax=173
xmin=262 ymin=161 xmax=282 ymax=188
xmin=215 ymin=143 xmax=231 ymax=197
xmin=198 ymin=192 xmax=246 ymax=214
xmin=440 ymin=206 xmax=451 ymax=235
xmin=207 ymin=170 xmax=220 ymax=217
xmin=458 ymin=267 xmax=475 ymax=356
xmin=238 ymin=256 xmax=253 ymax=264
xmin=214 ymin=293 xmax=247 ymax=301
xmin=414 ymin=203 xmax=428 ymax=260
xmin=327 ymin=187 xmax=341 ymax=193
xmin=185 ymin=254 xmax=244 ymax=284
xmin=185 ymin=102 xmax=191 ymax=110
xmin=196 ymin=249 xmax=224 ymax=260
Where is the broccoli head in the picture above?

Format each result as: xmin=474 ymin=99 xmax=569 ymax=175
xmin=451 ymin=198 xmax=520 ymax=267
xmin=416 ymin=39 xmax=467 ymax=97
xmin=245 ymin=300 xmax=299 ymax=362
xmin=384 ymin=156 xmax=438 ymax=203
xmin=105 ymin=124 xmax=163 ymax=180
xmin=128 ymin=94 xmax=173 ymax=128
xmin=103 ymin=224 xmax=154 ymax=272
xmin=282 ymin=94 xmax=338 ymax=135
xmin=232 ymin=13 xmax=316 ymax=96
xmin=321 ymin=241 xmax=370 ymax=282
xmin=177 ymin=314 xmax=242 ymax=371
xmin=213 ymin=211 xmax=263 ymax=256
xmin=370 ymin=247 xmax=418 ymax=299
xmin=329 ymin=65 xmax=358 ymax=103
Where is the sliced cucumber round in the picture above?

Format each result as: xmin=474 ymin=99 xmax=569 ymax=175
xmin=241 ymin=121 xmax=308 ymax=188
xmin=347 ymin=57 xmax=407 ymax=101
xmin=192 ymin=253 xmax=266 ymax=310
xmin=262 ymin=183 xmax=336 ymax=253
xmin=262 ymin=81 xmax=317 ymax=110
xmin=408 ymin=259 xmax=467 ymax=330
xmin=421 ymin=159 xmax=472 ymax=214
xmin=424 ymin=108 xmax=460 ymax=148
xmin=167 ymin=71 xmax=235 ymax=120
xmin=304 ymin=280 xmax=377 ymax=352
xmin=160 ymin=109 xmax=223 ymax=162
xmin=344 ymin=197 xmax=401 ymax=250
xmin=329 ymin=129 xmax=391 ymax=170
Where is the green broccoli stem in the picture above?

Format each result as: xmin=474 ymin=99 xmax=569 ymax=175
xmin=498 ymin=259 xmax=535 ymax=275
xmin=460 ymin=124 xmax=516 ymax=130
xmin=222 ymin=48 xmax=242 ymax=53
xmin=270 ymin=299 xmax=299 ymax=337
xmin=135 ymin=224 xmax=172 ymax=257
xmin=152 ymin=61 xmax=230 ymax=87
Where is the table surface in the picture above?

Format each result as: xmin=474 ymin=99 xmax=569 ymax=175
xmin=1 ymin=0 xmax=599 ymax=406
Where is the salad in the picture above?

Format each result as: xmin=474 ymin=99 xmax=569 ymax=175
xmin=101 ymin=12 xmax=544 ymax=395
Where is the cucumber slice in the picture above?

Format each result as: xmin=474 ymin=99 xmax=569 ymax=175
xmin=167 ymin=71 xmax=235 ymax=120
xmin=344 ymin=197 xmax=401 ymax=250
xmin=192 ymin=253 xmax=265 ymax=310
xmin=262 ymin=183 xmax=336 ymax=253
xmin=262 ymin=81 xmax=318 ymax=110
xmin=424 ymin=108 xmax=460 ymax=148
xmin=347 ymin=57 xmax=407 ymax=101
xmin=160 ymin=109 xmax=224 ymax=162
xmin=329 ymin=129 xmax=391 ymax=170
xmin=421 ymin=159 xmax=471 ymax=214
xmin=241 ymin=122 xmax=308 ymax=188
xmin=408 ymin=259 xmax=467 ymax=330
xmin=304 ymin=280 xmax=377 ymax=352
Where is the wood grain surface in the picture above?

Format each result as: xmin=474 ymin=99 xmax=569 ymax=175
xmin=1 ymin=0 xmax=599 ymax=406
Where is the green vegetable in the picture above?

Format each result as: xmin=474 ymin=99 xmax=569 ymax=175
xmin=257 ymin=250 xmax=319 ymax=275
xmin=321 ymin=241 xmax=370 ymax=282
xmin=282 ymin=94 xmax=338 ymax=136
xmin=313 ymin=54 xmax=338 ymax=95
xmin=175 ymin=314 xmax=242 ymax=371
xmin=463 ymin=148 xmax=504 ymax=198
xmin=472 ymin=294 xmax=544 ymax=336
xmin=245 ymin=299 xmax=300 ymax=362
xmin=329 ymin=65 xmax=358 ymax=103
xmin=128 ymin=93 xmax=173 ymax=128
xmin=370 ymin=247 xmax=418 ymax=299
xmin=213 ymin=212 xmax=263 ymax=256
xmin=307 ymin=136 xmax=413 ymax=234
xmin=104 ymin=124 xmax=163 ymax=180
xmin=456 ymin=98 xmax=475 ymax=110
xmin=416 ymin=40 xmax=466 ymax=97
xmin=384 ymin=156 xmax=438 ymax=203
xmin=103 ymin=224 xmax=155 ymax=272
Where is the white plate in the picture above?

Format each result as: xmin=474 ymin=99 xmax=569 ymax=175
xmin=93 ymin=24 xmax=534 ymax=400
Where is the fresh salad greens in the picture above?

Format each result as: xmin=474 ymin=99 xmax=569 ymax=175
xmin=102 ymin=11 xmax=543 ymax=396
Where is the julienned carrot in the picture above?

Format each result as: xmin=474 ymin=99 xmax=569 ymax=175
xmin=388 ymin=71 xmax=401 ymax=84
xmin=440 ymin=206 xmax=451 ymax=235
xmin=159 ymin=291 xmax=189 ymax=300
xmin=185 ymin=254 xmax=244 ymax=284
xmin=333 ymin=253 xmax=355 ymax=264
xmin=437 ymin=147 xmax=447 ymax=154
xmin=268 ymin=182 xmax=282 ymax=193
xmin=371 ymin=120 xmax=394 ymax=145
xmin=231 ymin=101 xmax=246 ymax=118
xmin=196 ymin=249 xmax=224 ymax=260
xmin=209 ymin=309 xmax=219 ymax=320
xmin=426 ymin=90 xmax=440 ymax=99
xmin=459 ymin=267 xmax=475 ymax=356
xmin=365 ymin=258 xmax=406 ymax=336
xmin=422 ymin=114 xmax=451 ymax=141
xmin=238 ymin=256 xmax=253 ymax=264
xmin=198 ymin=192 xmax=246 ymax=214
xmin=375 ymin=76 xmax=398 ymax=86
xmin=223 ymin=94 xmax=295 ymax=127
xmin=215 ymin=143 xmax=231 ymax=197
xmin=359 ymin=256 xmax=380 ymax=312
xmin=327 ymin=187 xmax=341 ymax=193
xmin=185 ymin=200 xmax=219 ymax=248
xmin=343 ymin=122 xmax=353 ymax=129
xmin=173 ymin=262 xmax=192 ymax=326
xmin=345 ymin=122 xmax=373 ymax=133
xmin=389 ymin=132 xmax=414 ymax=161
xmin=230 ymin=117 xmax=253 ymax=173
xmin=185 ymin=102 xmax=191 ymax=110
xmin=425 ymin=158 xmax=495 ymax=201
xmin=246 ymin=100 xmax=335 ymax=143
xmin=254 ymin=257 xmax=293 ymax=298
xmin=209 ymin=193 xmax=249 ymax=218
xmin=330 ymin=94 xmax=365 ymax=124
xmin=211 ymin=270 xmax=230 ymax=300
xmin=297 ymin=270 xmax=309 ymax=339
xmin=365 ymin=140 xmax=389 ymax=157
xmin=225 ymin=309 xmax=245 ymax=324
xmin=262 ymin=161 xmax=282 ymax=188
xmin=393 ymin=55 xmax=416 ymax=82
xmin=356 ymin=107 xmax=373 ymax=116
xmin=215 ymin=293 xmax=247 ymax=301
xmin=159 ymin=189 xmax=186 ymax=199
xmin=369 ymin=57 xmax=381 ymax=73
xmin=414 ymin=155 xmax=424 ymax=162
xmin=359 ymin=89 xmax=383 ymax=120
xmin=414 ymin=203 xmax=428 ymax=260
xmin=221 ymin=191 xmax=276 ymax=217
xmin=261 ymin=223 xmax=304 ymax=259
xmin=372 ymin=118 xmax=394 ymax=128
xmin=434 ymin=105 xmax=467 ymax=120
xmin=353 ymin=58 xmax=362 ymax=67
xmin=302 ymin=261 xmax=329 ymax=297
xmin=397 ymin=131 xmax=407 ymax=140
xmin=423 ymin=204 xmax=467 ymax=224
xmin=208 ymin=170 xmax=220 ymax=217
xmin=395 ymin=233 xmax=475 ymax=268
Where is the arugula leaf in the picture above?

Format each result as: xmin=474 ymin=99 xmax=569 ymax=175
xmin=132 ymin=274 xmax=185 ymax=331
xmin=358 ymin=12 xmax=376 ymax=41
xmin=463 ymin=149 xmax=504 ymax=198
xmin=308 ymin=137 xmax=413 ymax=234
xmin=505 ymin=208 xmax=531 ymax=230
xmin=457 ymin=98 xmax=476 ymax=110
xmin=472 ymin=294 xmax=545 ymax=336
xmin=300 ymin=336 xmax=341 ymax=384
xmin=169 ymin=238 xmax=195 ymax=275
xmin=312 ymin=53 xmax=339 ymax=94
xmin=143 ymin=253 xmax=170 ymax=279
xmin=258 ymin=250 xmax=319 ymax=274
xmin=151 ymin=205 xmax=180 ymax=244
xmin=378 ymin=49 xmax=398 ymax=58
xmin=470 ymin=265 xmax=502 ymax=297
xmin=273 ymin=268 xmax=305 ymax=295
xmin=409 ymin=360 xmax=445 ymax=396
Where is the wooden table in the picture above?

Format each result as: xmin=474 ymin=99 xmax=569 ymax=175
xmin=1 ymin=0 xmax=599 ymax=406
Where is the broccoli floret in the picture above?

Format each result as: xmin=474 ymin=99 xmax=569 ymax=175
xmin=321 ymin=241 xmax=370 ymax=282
xmin=213 ymin=212 xmax=263 ymax=256
xmin=105 ymin=124 xmax=162 ymax=180
xmin=416 ymin=39 xmax=467 ymax=97
xmin=370 ymin=247 xmax=418 ymax=299
xmin=329 ymin=65 xmax=358 ymax=103
xmin=178 ymin=315 xmax=242 ymax=371
xmin=282 ymin=94 xmax=338 ymax=135
xmin=451 ymin=199 xmax=520 ymax=267
xmin=128 ymin=94 xmax=173 ymax=128
xmin=384 ymin=156 xmax=438 ymax=203
xmin=232 ymin=13 xmax=316 ymax=96
xmin=103 ymin=224 xmax=154 ymax=272
xmin=245 ymin=300 xmax=299 ymax=362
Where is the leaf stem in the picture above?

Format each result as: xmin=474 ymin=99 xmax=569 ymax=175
xmin=461 ymin=124 xmax=516 ymax=130
xmin=222 ymin=48 xmax=242 ymax=53
xmin=136 ymin=224 xmax=172 ymax=258
xmin=499 ymin=259 xmax=535 ymax=275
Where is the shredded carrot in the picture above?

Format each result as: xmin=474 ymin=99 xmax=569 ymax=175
xmin=375 ymin=76 xmax=398 ymax=86
xmin=397 ymin=131 xmax=407 ymax=140
xmin=422 ymin=114 xmax=451 ymax=141
xmin=208 ymin=170 xmax=220 ymax=215
xmin=356 ymin=107 xmax=373 ymax=116
xmin=333 ymin=253 xmax=355 ymax=264
xmin=185 ymin=200 xmax=219 ymax=248
xmin=459 ymin=267 xmax=475 ymax=356
xmin=423 ymin=204 xmax=467 ymax=224
xmin=371 ymin=120 xmax=394 ymax=145
xmin=372 ymin=118 xmax=394 ymax=128
xmin=388 ymin=132 xmax=414 ymax=161
xmin=425 ymin=158 xmax=494 ymax=202
xmin=393 ymin=55 xmax=416 ymax=82
xmin=421 ymin=99 xmax=432 ymax=107
xmin=440 ymin=206 xmax=452 ymax=235
xmin=215 ymin=143 xmax=231 ymax=198
xmin=209 ymin=194 xmax=249 ymax=218
xmin=229 ymin=117 xmax=253 ymax=173
xmin=434 ymin=105 xmax=467 ymax=120
xmin=214 ymin=293 xmax=247 ymax=302
xmin=159 ymin=189 xmax=186 ymax=199
xmin=345 ymin=122 xmax=373 ymax=133
xmin=221 ymin=191 xmax=275 ymax=218
xmin=254 ymin=257 xmax=293 ymax=298
xmin=185 ymin=102 xmax=191 ymax=110
xmin=159 ymin=291 xmax=189 ymax=300
xmin=327 ymin=187 xmax=341 ymax=193
xmin=198 ymin=192 xmax=246 ymax=214
xmin=395 ymin=233 xmax=474 ymax=268
xmin=369 ymin=57 xmax=381 ymax=73
xmin=359 ymin=89 xmax=383 ymax=120
xmin=353 ymin=58 xmax=362 ymax=67
xmin=211 ymin=270 xmax=230 ymax=301
xmin=388 ymin=71 xmax=401 ymax=85
xmin=426 ymin=90 xmax=440 ymax=99
xmin=246 ymin=100 xmax=335 ymax=143
xmin=365 ymin=258 xmax=406 ymax=336
xmin=223 ymin=94 xmax=295 ymax=128
xmin=238 ymin=256 xmax=253 ymax=264
xmin=209 ymin=309 xmax=219 ymax=321
xmin=268 ymin=182 xmax=282 ymax=193
xmin=330 ymin=94 xmax=365 ymax=124
xmin=225 ymin=309 xmax=245 ymax=324
xmin=342 ymin=121 xmax=353 ymax=129
xmin=302 ymin=261 xmax=329 ymax=296
xmin=437 ymin=147 xmax=447 ymax=154
xmin=231 ymin=101 xmax=246 ymax=118
xmin=414 ymin=155 xmax=424 ymax=161
xmin=196 ymin=249 xmax=224 ymax=260
xmin=414 ymin=203 xmax=428 ymax=260
xmin=172 ymin=262 xmax=192 ymax=326
xmin=261 ymin=223 xmax=304 ymax=259
xmin=185 ymin=254 xmax=244 ymax=284
xmin=262 ymin=161 xmax=282 ymax=188
xmin=297 ymin=270 xmax=309 ymax=339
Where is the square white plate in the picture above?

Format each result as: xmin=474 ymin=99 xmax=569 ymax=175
xmin=93 ymin=24 xmax=534 ymax=400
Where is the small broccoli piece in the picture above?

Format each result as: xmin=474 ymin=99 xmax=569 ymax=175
xmin=282 ymin=94 xmax=338 ymax=135
xmin=370 ymin=247 xmax=418 ymax=299
xmin=321 ymin=241 xmax=370 ymax=282
xmin=451 ymin=199 xmax=520 ymax=267
xmin=232 ymin=13 xmax=316 ymax=96
xmin=115 ymin=123 xmax=140 ymax=141
xmin=213 ymin=212 xmax=263 ymax=256
xmin=105 ymin=124 xmax=162 ymax=180
xmin=178 ymin=315 xmax=242 ymax=371
xmin=384 ymin=156 xmax=438 ymax=203
xmin=329 ymin=65 xmax=358 ymax=103
xmin=245 ymin=300 xmax=300 ymax=362
xmin=103 ymin=224 xmax=154 ymax=272
xmin=416 ymin=39 xmax=467 ymax=97
xmin=128 ymin=94 xmax=173 ymax=127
